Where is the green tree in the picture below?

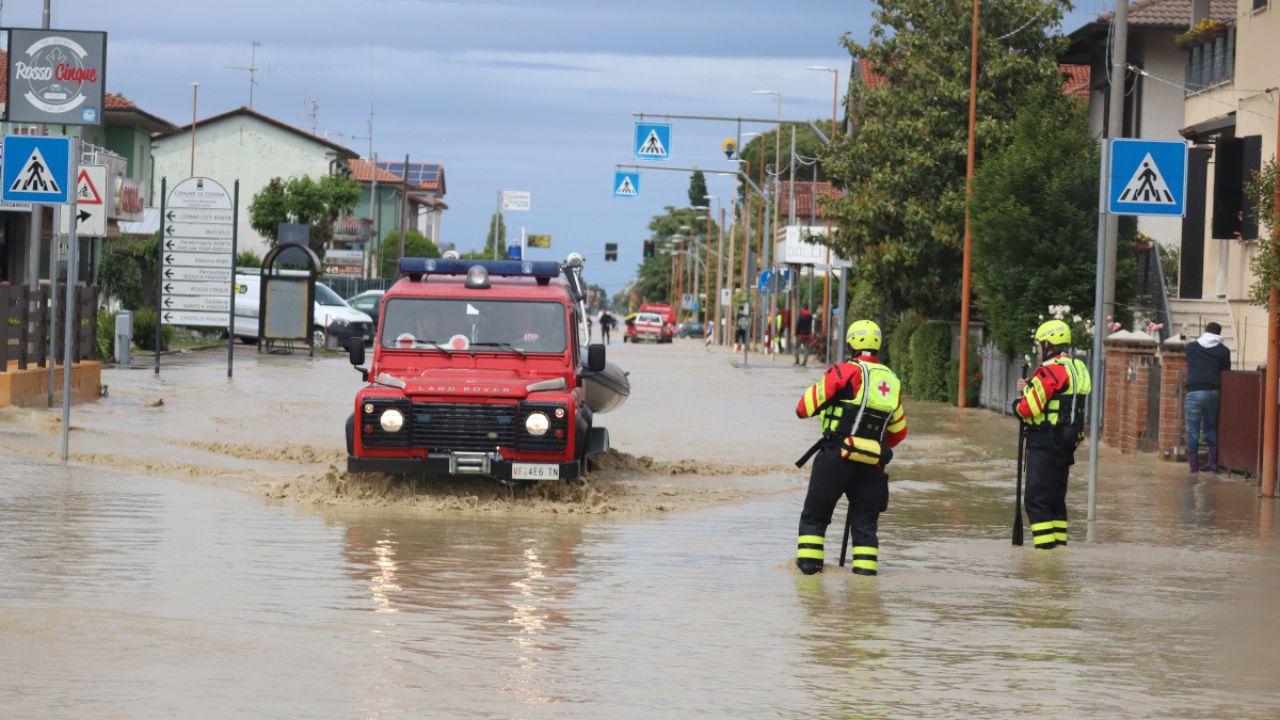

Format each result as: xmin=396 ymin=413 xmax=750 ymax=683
xmin=483 ymin=212 xmax=507 ymax=258
xmin=687 ymin=170 xmax=709 ymax=208
xmin=821 ymin=0 xmax=1072 ymax=320
xmin=630 ymin=205 xmax=720 ymax=303
xmin=1247 ymin=161 xmax=1280 ymax=306
xmin=377 ymin=230 xmax=441 ymax=276
xmin=972 ymin=90 xmax=1134 ymax=356
xmin=248 ymin=174 xmax=361 ymax=258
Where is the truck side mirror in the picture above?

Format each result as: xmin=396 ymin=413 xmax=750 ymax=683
xmin=347 ymin=336 xmax=365 ymax=367
xmin=587 ymin=343 xmax=606 ymax=372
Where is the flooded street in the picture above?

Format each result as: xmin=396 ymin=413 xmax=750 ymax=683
xmin=2 ymin=341 xmax=1279 ymax=718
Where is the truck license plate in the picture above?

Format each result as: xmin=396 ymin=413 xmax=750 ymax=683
xmin=512 ymin=463 xmax=559 ymax=480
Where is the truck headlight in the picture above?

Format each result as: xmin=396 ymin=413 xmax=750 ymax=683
xmin=525 ymin=412 xmax=550 ymax=436
xmin=379 ymin=408 xmax=405 ymax=432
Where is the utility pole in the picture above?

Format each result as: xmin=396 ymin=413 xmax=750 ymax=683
xmin=190 ymin=82 xmax=200 ymax=176
xmin=25 ymin=0 xmax=52 ymax=289
xmin=1260 ymin=88 xmax=1280 ymax=499
xmin=399 ymin=153 xmax=409 ymax=261
xmin=958 ymin=0 xmax=980 ymax=408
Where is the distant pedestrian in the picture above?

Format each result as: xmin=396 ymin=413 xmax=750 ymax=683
xmin=600 ymin=312 xmax=615 ymax=344
xmin=734 ymin=306 xmax=749 ymax=352
xmin=1185 ymin=321 xmax=1231 ymax=473
xmin=794 ymin=307 xmax=814 ymax=366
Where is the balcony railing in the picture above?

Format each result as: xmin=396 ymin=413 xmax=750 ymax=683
xmin=1183 ymin=25 xmax=1235 ymax=93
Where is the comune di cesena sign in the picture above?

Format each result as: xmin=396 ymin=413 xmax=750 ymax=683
xmin=4 ymin=28 xmax=107 ymax=125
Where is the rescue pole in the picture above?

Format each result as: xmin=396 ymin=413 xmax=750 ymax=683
xmin=1013 ymin=360 xmax=1029 ymax=546
xmin=1261 ymin=95 xmax=1280 ymax=499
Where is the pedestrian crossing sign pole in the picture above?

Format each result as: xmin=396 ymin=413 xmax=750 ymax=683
xmin=1107 ymin=139 xmax=1188 ymax=217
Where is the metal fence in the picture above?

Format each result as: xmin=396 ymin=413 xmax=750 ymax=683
xmin=977 ymin=343 xmax=1022 ymax=416
xmin=320 ymin=276 xmax=395 ymax=301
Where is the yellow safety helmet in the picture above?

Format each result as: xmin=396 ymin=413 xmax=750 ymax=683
xmin=1035 ymin=319 xmax=1072 ymax=346
xmin=846 ymin=319 xmax=882 ymax=352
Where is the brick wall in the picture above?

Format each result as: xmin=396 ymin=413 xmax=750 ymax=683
xmin=1157 ymin=339 xmax=1188 ymax=460
xmin=1102 ymin=334 xmax=1158 ymax=453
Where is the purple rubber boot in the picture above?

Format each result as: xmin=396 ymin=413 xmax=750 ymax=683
xmin=1205 ymin=447 xmax=1218 ymax=473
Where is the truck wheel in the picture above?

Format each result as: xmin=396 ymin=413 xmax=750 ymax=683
xmin=345 ymin=414 xmax=355 ymax=456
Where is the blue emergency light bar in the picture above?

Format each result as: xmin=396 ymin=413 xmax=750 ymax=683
xmin=398 ymin=258 xmax=561 ymax=279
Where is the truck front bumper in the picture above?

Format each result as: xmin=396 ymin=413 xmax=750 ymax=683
xmin=347 ymin=454 xmax=581 ymax=481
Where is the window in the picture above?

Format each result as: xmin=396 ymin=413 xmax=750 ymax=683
xmin=1254 ymin=0 xmax=1268 ymax=12
xmin=1211 ymin=136 xmax=1263 ymax=240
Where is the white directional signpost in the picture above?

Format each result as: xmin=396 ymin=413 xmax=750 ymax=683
xmin=158 ymin=176 xmax=238 ymax=376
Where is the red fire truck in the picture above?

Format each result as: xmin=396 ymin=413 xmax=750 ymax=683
xmin=345 ymin=257 xmax=629 ymax=482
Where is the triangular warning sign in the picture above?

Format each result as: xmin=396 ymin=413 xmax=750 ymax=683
xmin=9 ymin=147 xmax=60 ymax=195
xmin=638 ymin=130 xmax=666 ymax=157
xmin=615 ymin=176 xmax=637 ymax=196
xmin=75 ymin=169 xmax=103 ymax=205
xmin=1117 ymin=153 xmax=1176 ymax=205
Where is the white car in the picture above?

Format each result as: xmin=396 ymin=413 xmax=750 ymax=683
xmin=232 ymin=272 xmax=373 ymax=348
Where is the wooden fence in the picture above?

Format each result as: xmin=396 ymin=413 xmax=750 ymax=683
xmin=0 ymin=282 xmax=98 ymax=371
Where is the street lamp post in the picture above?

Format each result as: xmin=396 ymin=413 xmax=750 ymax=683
xmin=807 ymin=65 xmax=841 ymax=361
xmin=703 ymin=196 xmax=723 ymax=345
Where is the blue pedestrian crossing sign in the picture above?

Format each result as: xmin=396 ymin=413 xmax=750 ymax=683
xmin=613 ymin=171 xmax=640 ymax=199
xmin=1108 ymin=139 xmax=1188 ymax=217
xmin=2 ymin=135 xmax=71 ymax=204
xmin=634 ymin=122 xmax=671 ymax=161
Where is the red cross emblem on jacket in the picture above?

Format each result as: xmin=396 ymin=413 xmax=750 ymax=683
xmin=878 ymin=381 xmax=891 ymax=397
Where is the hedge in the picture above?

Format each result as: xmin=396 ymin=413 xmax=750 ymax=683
xmin=886 ymin=316 xmax=921 ymax=392
xmin=908 ymin=321 xmax=952 ymax=402
xmin=132 ymin=309 xmax=174 ymax=352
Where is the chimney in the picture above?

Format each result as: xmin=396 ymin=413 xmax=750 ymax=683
xmin=1191 ymin=0 xmax=1210 ymax=26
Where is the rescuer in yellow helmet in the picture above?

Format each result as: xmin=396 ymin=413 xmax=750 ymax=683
xmin=1013 ymin=319 xmax=1092 ymax=550
xmin=793 ymin=319 xmax=907 ymax=576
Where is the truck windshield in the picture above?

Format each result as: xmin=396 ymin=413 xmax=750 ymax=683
xmin=379 ymin=298 xmax=568 ymax=354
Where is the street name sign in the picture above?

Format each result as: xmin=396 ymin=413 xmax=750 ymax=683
xmin=58 ymin=165 xmax=106 ymax=236
xmin=2 ymin=135 xmax=70 ymax=203
xmin=1108 ymin=139 xmax=1188 ymax=217
xmin=613 ymin=171 xmax=639 ymax=198
xmin=634 ymin=123 xmax=671 ymax=161
xmin=162 ymin=177 xmax=235 ymax=328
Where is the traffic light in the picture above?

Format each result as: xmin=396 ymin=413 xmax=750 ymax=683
xmin=605 ymin=242 xmax=618 ymax=262
xmin=643 ymin=239 xmax=655 ymax=258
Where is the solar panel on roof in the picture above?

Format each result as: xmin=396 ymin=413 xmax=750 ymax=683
xmin=375 ymin=161 xmax=441 ymax=186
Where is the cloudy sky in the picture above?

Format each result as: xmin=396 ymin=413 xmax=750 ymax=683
xmin=5 ymin=0 xmax=1105 ymax=294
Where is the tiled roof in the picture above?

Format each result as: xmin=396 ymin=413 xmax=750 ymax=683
xmin=856 ymin=58 xmax=888 ymax=89
xmin=347 ymin=158 xmax=404 ymax=184
xmin=104 ymin=94 xmax=137 ymax=110
xmin=1061 ymin=64 xmax=1091 ymax=99
xmin=1098 ymin=0 xmax=1235 ymax=27
xmin=778 ymin=181 xmax=842 ymax=219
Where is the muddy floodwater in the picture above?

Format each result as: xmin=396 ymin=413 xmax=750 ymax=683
xmin=2 ymin=341 xmax=1279 ymax=718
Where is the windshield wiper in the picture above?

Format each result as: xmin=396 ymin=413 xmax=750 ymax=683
xmin=402 ymin=337 xmax=453 ymax=353
xmin=470 ymin=341 xmax=527 ymax=358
